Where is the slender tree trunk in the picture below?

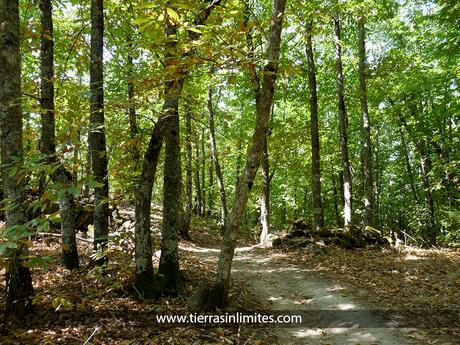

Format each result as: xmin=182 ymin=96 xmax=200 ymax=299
xmin=133 ymin=0 xmax=221 ymax=295
xmin=83 ymin=140 xmax=92 ymax=198
xmin=208 ymin=157 xmax=214 ymax=217
xmin=90 ymin=0 xmax=109 ymax=264
xmin=399 ymin=126 xmax=419 ymax=204
xmin=399 ymin=109 xmax=436 ymax=244
xmin=73 ymin=129 xmax=80 ymax=186
xmin=305 ymin=20 xmax=324 ymax=231
xmin=40 ymin=0 xmax=79 ymax=269
xmin=194 ymin=129 xmax=202 ymax=216
xmin=358 ymin=15 xmax=374 ymax=228
xmin=127 ymin=42 xmax=138 ymax=140
xmin=334 ymin=13 xmax=353 ymax=226
xmin=243 ymin=5 xmax=272 ymax=243
xmin=374 ymin=126 xmax=383 ymax=224
xmin=235 ymin=144 xmax=242 ymax=190
xmin=184 ymin=98 xmax=193 ymax=234
xmin=1 ymin=0 xmax=35 ymax=315
xmin=207 ymin=86 xmax=228 ymax=228
xmin=158 ymin=11 xmax=185 ymax=295
xmin=418 ymin=142 xmax=436 ymax=244
xmin=127 ymin=31 xmax=139 ymax=163
xmin=259 ymin=135 xmax=271 ymax=244
xmin=201 ymin=127 xmax=206 ymax=216
xmin=333 ymin=174 xmax=342 ymax=227
xmin=134 ymin=115 xmax=166 ymax=296
xmin=201 ymin=0 xmax=286 ymax=309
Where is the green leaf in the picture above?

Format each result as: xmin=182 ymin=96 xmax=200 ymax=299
xmin=187 ymin=27 xmax=202 ymax=34
xmin=166 ymin=8 xmax=180 ymax=23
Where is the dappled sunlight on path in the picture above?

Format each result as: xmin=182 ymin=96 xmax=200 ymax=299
xmin=181 ymin=243 xmax=419 ymax=344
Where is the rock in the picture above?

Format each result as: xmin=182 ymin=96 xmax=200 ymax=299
xmin=292 ymin=219 xmax=312 ymax=231
xmin=286 ymin=230 xmax=308 ymax=239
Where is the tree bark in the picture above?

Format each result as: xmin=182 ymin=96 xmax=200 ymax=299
xmin=305 ymin=20 xmax=324 ymax=231
xmin=202 ymin=0 xmax=286 ymax=309
xmin=201 ymin=127 xmax=206 ymax=216
xmin=134 ymin=115 xmax=166 ymax=297
xmin=208 ymin=156 xmax=214 ymax=217
xmin=333 ymin=174 xmax=343 ymax=227
xmin=127 ymin=41 xmax=138 ymax=141
xmin=134 ymin=0 xmax=221 ymax=296
xmin=183 ymin=97 xmax=193 ymax=234
xmin=399 ymin=126 xmax=419 ymax=204
xmin=90 ymin=0 xmax=109 ymax=264
xmin=207 ymin=86 xmax=227 ymax=227
xmin=243 ymin=2 xmax=271 ymax=243
xmin=0 ymin=0 xmax=35 ymax=315
xmin=40 ymin=0 xmax=79 ymax=269
xmin=158 ymin=10 xmax=185 ymax=295
xmin=418 ymin=142 xmax=436 ymax=244
xmin=127 ymin=30 xmax=139 ymax=163
xmin=194 ymin=129 xmax=202 ymax=216
xmin=259 ymin=135 xmax=271 ymax=244
xmin=358 ymin=15 xmax=374 ymax=228
xmin=334 ymin=13 xmax=353 ymax=226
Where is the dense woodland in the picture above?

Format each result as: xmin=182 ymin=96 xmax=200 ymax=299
xmin=0 ymin=0 xmax=459 ymax=343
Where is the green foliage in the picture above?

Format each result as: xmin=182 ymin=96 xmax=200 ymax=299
xmin=3 ymin=0 xmax=457 ymax=248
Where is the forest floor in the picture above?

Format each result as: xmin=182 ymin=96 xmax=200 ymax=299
xmin=0 ymin=208 xmax=459 ymax=344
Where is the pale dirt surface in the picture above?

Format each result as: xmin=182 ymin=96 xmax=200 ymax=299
xmin=182 ymin=243 xmax=421 ymax=345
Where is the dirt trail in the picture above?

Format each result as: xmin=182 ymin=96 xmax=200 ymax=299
xmin=183 ymin=243 xmax=419 ymax=345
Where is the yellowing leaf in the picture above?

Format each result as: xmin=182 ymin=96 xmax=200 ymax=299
xmin=166 ymin=8 xmax=180 ymax=23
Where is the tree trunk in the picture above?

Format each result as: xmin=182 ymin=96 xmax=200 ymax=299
xmin=201 ymin=127 xmax=206 ymax=216
xmin=127 ymin=31 xmax=139 ymax=162
xmin=194 ymin=129 xmax=202 ymax=216
xmin=418 ymin=143 xmax=436 ymax=245
xmin=235 ymin=144 xmax=242 ymax=190
xmin=259 ymin=135 xmax=271 ymax=244
xmin=208 ymin=156 xmax=214 ymax=217
xmin=90 ymin=0 xmax=109 ymax=264
xmin=399 ymin=126 xmax=419 ymax=204
xmin=399 ymin=109 xmax=436 ymax=244
xmin=200 ymin=0 xmax=286 ymax=309
xmin=305 ymin=20 xmax=324 ymax=231
xmin=134 ymin=116 xmax=166 ymax=297
xmin=183 ymin=98 xmax=193 ymax=234
xmin=333 ymin=174 xmax=343 ymax=227
xmin=158 ymin=11 xmax=185 ymax=295
xmin=207 ymin=86 xmax=227 ymax=227
xmin=358 ymin=15 xmax=374 ymax=228
xmin=40 ymin=0 xmax=79 ymax=269
xmin=133 ymin=0 xmax=221 ymax=295
xmin=334 ymin=13 xmax=353 ymax=226
xmin=0 ymin=0 xmax=35 ymax=315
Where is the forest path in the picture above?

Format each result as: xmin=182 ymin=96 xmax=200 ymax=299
xmin=182 ymin=243 xmax=418 ymax=345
